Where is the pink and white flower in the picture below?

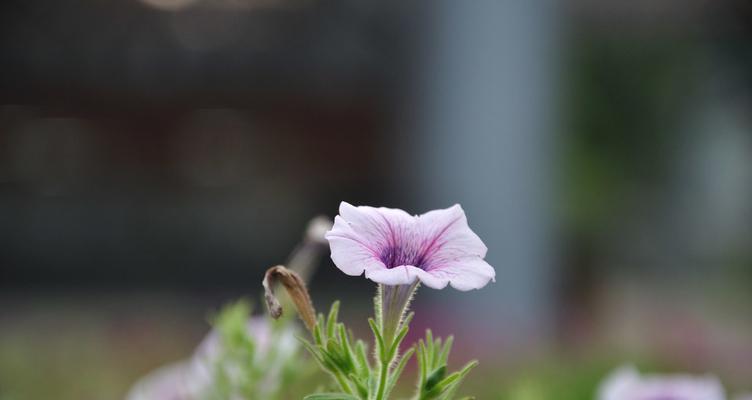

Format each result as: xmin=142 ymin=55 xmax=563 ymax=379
xmin=598 ymin=365 xmax=726 ymax=400
xmin=325 ymin=202 xmax=495 ymax=290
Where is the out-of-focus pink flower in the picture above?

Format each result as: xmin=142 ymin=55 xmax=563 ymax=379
xmin=598 ymin=365 xmax=726 ymax=400
xmin=127 ymin=317 xmax=295 ymax=400
xmin=126 ymin=362 xmax=190 ymax=400
xmin=325 ymin=202 xmax=495 ymax=290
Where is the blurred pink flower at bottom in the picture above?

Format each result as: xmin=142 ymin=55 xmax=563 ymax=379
xmin=598 ymin=365 xmax=726 ymax=400
xmin=126 ymin=317 xmax=290 ymax=400
xmin=126 ymin=362 xmax=191 ymax=400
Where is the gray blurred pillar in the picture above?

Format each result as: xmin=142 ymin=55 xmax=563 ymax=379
xmin=401 ymin=0 xmax=559 ymax=349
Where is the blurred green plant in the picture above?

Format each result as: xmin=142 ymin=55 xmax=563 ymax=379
xmin=203 ymin=300 xmax=318 ymax=400
xmin=126 ymin=299 xmax=319 ymax=400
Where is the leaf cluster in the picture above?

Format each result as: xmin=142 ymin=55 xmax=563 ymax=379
xmin=203 ymin=300 xmax=316 ymax=400
xmin=301 ymin=302 xmax=476 ymax=400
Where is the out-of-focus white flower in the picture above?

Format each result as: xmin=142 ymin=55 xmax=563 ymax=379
xmin=126 ymin=317 xmax=298 ymax=400
xmin=126 ymin=362 xmax=191 ymax=400
xmin=598 ymin=365 xmax=726 ymax=400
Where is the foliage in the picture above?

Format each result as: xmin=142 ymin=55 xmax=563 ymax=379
xmin=300 ymin=301 xmax=477 ymax=400
xmin=202 ymin=300 xmax=317 ymax=400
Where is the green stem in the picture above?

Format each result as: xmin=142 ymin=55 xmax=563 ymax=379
xmin=375 ymin=350 xmax=389 ymax=400
xmin=379 ymin=282 xmax=419 ymax=346
xmin=374 ymin=282 xmax=419 ymax=400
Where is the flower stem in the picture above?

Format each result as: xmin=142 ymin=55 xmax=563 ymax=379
xmin=374 ymin=282 xmax=419 ymax=400
xmin=375 ymin=349 xmax=389 ymax=400
xmin=378 ymin=282 xmax=418 ymax=346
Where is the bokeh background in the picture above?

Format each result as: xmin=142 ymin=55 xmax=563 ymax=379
xmin=1 ymin=0 xmax=752 ymax=399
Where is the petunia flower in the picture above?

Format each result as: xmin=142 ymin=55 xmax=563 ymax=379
xmin=325 ymin=202 xmax=495 ymax=291
xmin=598 ymin=365 xmax=726 ymax=400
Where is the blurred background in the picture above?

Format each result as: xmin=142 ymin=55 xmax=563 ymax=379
xmin=1 ymin=0 xmax=752 ymax=398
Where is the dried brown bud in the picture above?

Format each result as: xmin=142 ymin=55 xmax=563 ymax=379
xmin=262 ymin=265 xmax=317 ymax=331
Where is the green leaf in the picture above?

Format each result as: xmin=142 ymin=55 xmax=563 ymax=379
xmin=414 ymin=330 xmax=478 ymax=400
xmin=399 ymin=311 xmax=415 ymax=331
xmin=346 ymin=372 xmax=369 ymax=399
xmin=434 ymin=360 xmax=478 ymax=400
xmin=368 ymin=318 xmax=385 ymax=358
xmin=385 ymin=347 xmax=414 ymax=398
xmin=424 ymin=365 xmax=447 ymax=391
xmin=425 ymin=330 xmax=435 ymax=368
xmin=338 ymin=325 xmax=354 ymax=363
xmin=417 ymin=339 xmax=429 ymax=385
xmin=388 ymin=323 xmax=410 ymax=361
xmin=314 ymin=317 xmax=325 ymax=345
xmin=437 ymin=336 xmax=453 ymax=366
xmin=327 ymin=301 xmax=341 ymax=339
xmin=354 ymin=340 xmax=370 ymax=375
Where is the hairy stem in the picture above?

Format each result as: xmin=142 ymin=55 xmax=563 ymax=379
xmin=375 ymin=349 xmax=389 ymax=400
xmin=379 ymin=282 xmax=418 ymax=346
xmin=374 ymin=282 xmax=418 ymax=400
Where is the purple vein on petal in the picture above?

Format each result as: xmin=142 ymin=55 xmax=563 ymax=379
xmin=418 ymin=214 xmax=463 ymax=272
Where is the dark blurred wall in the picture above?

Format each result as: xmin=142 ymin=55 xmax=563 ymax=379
xmin=0 ymin=0 xmax=422 ymax=290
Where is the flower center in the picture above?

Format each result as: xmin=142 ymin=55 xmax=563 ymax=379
xmin=380 ymin=245 xmax=427 ymax=270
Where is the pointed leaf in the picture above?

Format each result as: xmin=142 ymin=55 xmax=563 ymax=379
xmin=327 ymin=301 xmax=341 ymax=339
xmin=424 ymin=365 xmax=447 ymax=391
xmin=385 ymin=347 xmax=414 ymax=398
xmin=368 ymin=318 xmax=385 ymax=358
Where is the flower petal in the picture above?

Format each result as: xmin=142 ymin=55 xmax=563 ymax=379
xmin=597 ymin=365 xmax=727 ymax=400
xmin=364 ymin=265 xmax=450 ymax=289
xmin=337 ymin=202 xmax=413 ymax=249
xmin=598 ymin=365 xmax=641 ymax=400
xmin=364 ymin=265 xmax=416 ymax=286
xmin=417 ymin=204 xmax=488 ymax=266
xmin=326 ymin=202 xmax=414 ymax=277
xmin=425 ymin=257 xmax=495 ymax=291
xmin=326 ymin=216 xmax=385 ymax=276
